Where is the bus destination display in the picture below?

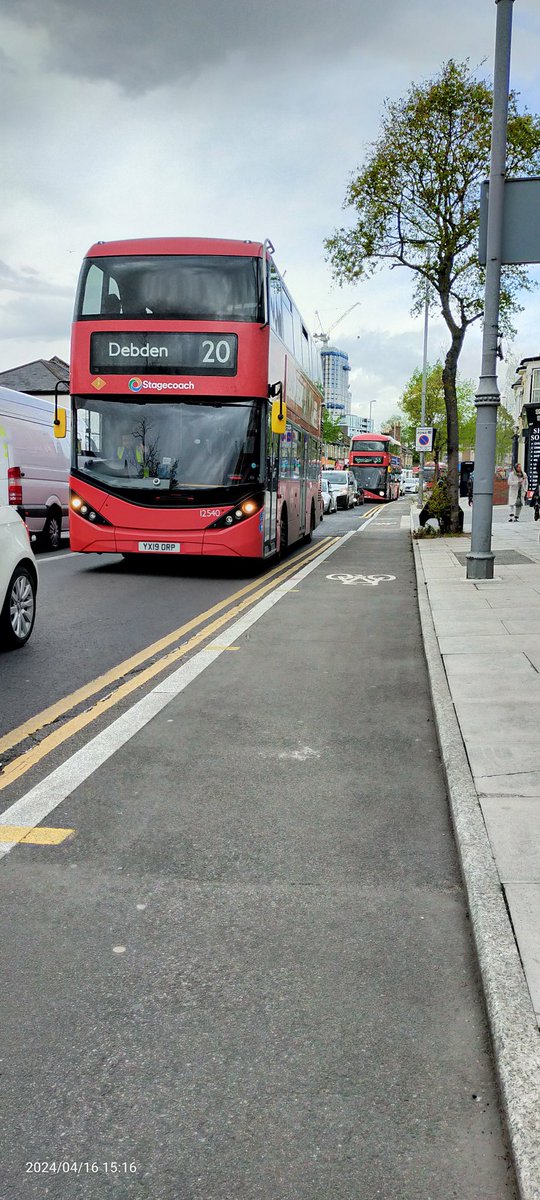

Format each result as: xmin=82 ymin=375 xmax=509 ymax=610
xmin=90 ymin=332 xmax=238 ymax=376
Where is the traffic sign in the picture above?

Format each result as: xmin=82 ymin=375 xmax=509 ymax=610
xmin=415 ymin=426 xmax=434 ymax=451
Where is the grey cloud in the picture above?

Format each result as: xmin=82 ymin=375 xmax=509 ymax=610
xmin=340 ymin=330 xmax=421 ymax=395
xmin=2 ymin=0 xmax=439 ymax=94
xmin=0 ymin=260 xmax=72 ymax=299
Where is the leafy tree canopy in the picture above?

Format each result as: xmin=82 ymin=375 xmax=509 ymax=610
xmin=322 ymin=407 xmax=347 ymax=444
xmin=399 ymin=361 xmax=475 ymax=459
xmin=324 ymin=59 xmax=540 ymax=528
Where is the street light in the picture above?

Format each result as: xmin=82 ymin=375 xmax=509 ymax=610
xmin=369 ymin=400 xmax=376 ymax=430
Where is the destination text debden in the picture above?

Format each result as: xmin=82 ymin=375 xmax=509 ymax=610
xmin=108 ymin=343 xmax=169 ymax=358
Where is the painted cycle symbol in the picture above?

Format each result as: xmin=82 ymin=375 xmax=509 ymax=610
xmin=326 ymin=573 xmax=396 ymax=587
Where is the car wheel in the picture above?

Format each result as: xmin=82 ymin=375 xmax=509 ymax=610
xmin=1 ymin=565 xmax=37 ymax=649
xmin=43 ymin=507 xmax=62 ymax=551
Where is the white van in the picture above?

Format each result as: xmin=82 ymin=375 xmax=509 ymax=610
xmin=0 ymin=386 xmax=70 ymax=550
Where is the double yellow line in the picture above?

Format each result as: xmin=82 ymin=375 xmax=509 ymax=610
xmin=0 ymin=538 xmax=339 ymax=794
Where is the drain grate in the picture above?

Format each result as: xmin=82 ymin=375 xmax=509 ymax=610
xmin=453 ymin=550 xmax=535 ymax=566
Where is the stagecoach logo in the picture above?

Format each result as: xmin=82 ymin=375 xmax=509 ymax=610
xmin=128 ymin=377 xmax=196 ymax=393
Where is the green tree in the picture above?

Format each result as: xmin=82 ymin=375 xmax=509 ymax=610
xmin=325 ymin=59 xmax=540 ymax=530
xmin=399 ymin=361 xmax=476 ymax=466
xmin=321 ymin=407 xmax=346 ymax=444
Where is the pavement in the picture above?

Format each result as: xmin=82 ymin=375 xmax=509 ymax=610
xmin=412 ymin=497 xmax=540 ymax=1200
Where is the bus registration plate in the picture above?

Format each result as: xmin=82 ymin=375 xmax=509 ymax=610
xmin=138 ymin=541 xmax=180 ymax=553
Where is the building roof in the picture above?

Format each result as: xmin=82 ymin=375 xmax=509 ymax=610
xmin=0 ymin=356 xmax=69 ymax=394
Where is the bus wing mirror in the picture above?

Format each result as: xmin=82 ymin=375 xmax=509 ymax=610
xmin=53 ymin=407 xmax=67 ymax=439
xmin=271 ymin=398 xmax=287 ymax=434
xmin=53 ymin=379 xmax=69 ymax=439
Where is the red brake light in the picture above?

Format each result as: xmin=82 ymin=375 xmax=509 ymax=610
xmin=8 ymin=466 xmax=23 ymax=506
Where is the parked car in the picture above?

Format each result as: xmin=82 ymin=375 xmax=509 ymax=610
xmin=322 ymin=470 xmax=357 ymax=509
xmin=0 ymin=505 xmax=38 ymax=649
xmin=0 ymin=385 xmax=70 ymax=550
xmin=321 ymin=478 xmax=338 ymax=514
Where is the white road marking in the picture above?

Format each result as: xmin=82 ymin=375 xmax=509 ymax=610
xmin=38 ymin=551 xmax=83 ymax=565
xmin=326 ymin=572 xmax=396 ymax=587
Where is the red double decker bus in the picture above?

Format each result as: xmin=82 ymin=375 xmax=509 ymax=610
xmin=348 ymin=432 xmax=402 ymax=502
xmin=64 ymin=238 xmax=322 ymax=561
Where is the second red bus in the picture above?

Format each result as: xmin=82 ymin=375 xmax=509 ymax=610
xmin=348 ymin=433 xmax=402 ymax=502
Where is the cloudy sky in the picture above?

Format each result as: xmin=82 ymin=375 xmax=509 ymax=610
xmin=1 ymin=0 xmax=539 ymax=427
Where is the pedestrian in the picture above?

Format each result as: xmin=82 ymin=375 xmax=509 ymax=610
xmin=467 ymin=471 xmax=474 ymax=506
xmin=507 ymin=463 xmax=528 ymax=522
xmin=530 ymin=479 xmax=540 ymax=522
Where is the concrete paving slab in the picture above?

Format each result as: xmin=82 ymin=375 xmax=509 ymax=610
xmin=478 ymin=772 xmax=540 ymax=797
xmin=480 ymin=797 xmax=540 ymax=882
xmin=521 ymin=646 xmax=540 ymax=674
xmin=432 ymin=617 xmax=512 ymax=638
xmin=443 ymin=652 xmax=535 ymax=677
xmin=451 ymin=696 xmax=534 ymax=735
xmin=500 ymin=617 xmax=540 ymax=634
xmin=503 ymin=885 xmax=540 ymax=1020
xmin=438 ymin=634 xmax=514 ymax=654
xmin=484 ymin=594 xmax=540 ymax=609
xmin=467 ymin=739 xmax=540 ymax=782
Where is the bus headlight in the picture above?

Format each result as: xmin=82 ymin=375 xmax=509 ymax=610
xmin=70 ymin=492 xmax=112 ymax=526
xmin=208 ymin=494 xmax=264 ymax=529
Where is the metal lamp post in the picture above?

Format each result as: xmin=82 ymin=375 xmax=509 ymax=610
xmin=369 ymin=400 xmax=376 ymax=430
xmin=466 ymin=0 xmax=514 ymax=580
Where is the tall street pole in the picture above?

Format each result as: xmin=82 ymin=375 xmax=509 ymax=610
xmin=417 ymin=289 xmax=429 ymax=511
xmin=466 ymin=0 xmax=514 ymax=580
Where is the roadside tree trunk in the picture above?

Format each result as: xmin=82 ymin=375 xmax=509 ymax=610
xmin=440 ymin=281 xmax=466 ymax=532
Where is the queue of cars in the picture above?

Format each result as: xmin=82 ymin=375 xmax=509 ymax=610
xmin=321 ymin=470 xmax=364 ymax=511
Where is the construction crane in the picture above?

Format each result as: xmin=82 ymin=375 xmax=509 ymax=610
xmin=313 ymin=302 xmax=360 ymax=345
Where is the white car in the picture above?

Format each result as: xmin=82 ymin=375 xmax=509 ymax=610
xmin=400 ymin=472 xmax=419 ymax=495
xmin=0 ymin=505 xmax=38 ymax=649
xmin=320 ymin=478 xmax=338 ymax=514
xmin=322 ymin=470 xmax=357 ymax=509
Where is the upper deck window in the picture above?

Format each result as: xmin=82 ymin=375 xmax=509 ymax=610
xmin=352 ymin=440 xmax=388 ymax=453
xmin=75 ymin=255 xmax=263 ymax=322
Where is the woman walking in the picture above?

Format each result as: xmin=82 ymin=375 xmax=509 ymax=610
xmin=508 ymin=463 xmax=528 ymax=522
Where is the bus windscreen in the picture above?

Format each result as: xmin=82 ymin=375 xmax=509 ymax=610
xmin=350 ymin=465 xmax=386 ymax=491
xmin=74 ymin=397 xmax=263 ymax=493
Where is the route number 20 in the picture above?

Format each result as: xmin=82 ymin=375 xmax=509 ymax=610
xmin=202 ymin=339 xmax=232 ymax=364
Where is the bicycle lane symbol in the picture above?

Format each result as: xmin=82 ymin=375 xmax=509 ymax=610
xmin=326 ymin=573 xmax=396 ymax=587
